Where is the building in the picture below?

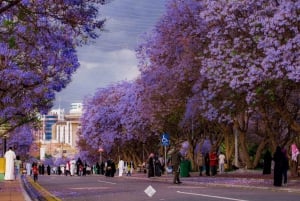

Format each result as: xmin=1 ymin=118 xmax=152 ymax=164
xmin=43 ymin=114 xmax=58 ymax=141
xmin=35 ymin=103 xmax=82 ymax=160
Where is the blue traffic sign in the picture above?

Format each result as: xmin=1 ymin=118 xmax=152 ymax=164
xmin=161 ymin=133 xmax=170 ymax=146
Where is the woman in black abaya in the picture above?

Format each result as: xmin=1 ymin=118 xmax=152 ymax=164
xmin=273 ymin=146 xmax=284 ymax=187
xmin=263 ymin=150 xmax=272 ymax=174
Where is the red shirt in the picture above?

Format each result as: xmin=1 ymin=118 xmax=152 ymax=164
xmin=32 ymin=166 xmax=38 ymax=175
xmin=209 ymin=152 xmax=218 ymax=166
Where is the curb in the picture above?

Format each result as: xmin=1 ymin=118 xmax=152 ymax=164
xmin=21 ymin=175 xmax=61 ymax=201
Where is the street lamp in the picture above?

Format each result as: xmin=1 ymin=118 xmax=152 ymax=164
xmin=142 ymin=142 xmax=145 ymax=163
xmin=0 ymin=125 xmax=10 ymax=156
xmin=98 ymin=147 xmax=104 ymax=164
xmin=3 ymin=134 xmax=7 ymax=156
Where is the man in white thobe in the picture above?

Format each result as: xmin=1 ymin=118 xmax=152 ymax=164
xmin=4 ymin=147 xmax=16 ymax=180
xmin=118 ymin=159 xmax=124 ymax=177
xmin=26 ymin=162 xmax=32 ymax=176
xmin=70 ymin=159 xmax=76 ymax=176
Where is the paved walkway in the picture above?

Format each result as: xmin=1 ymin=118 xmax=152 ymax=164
xmin=0 ymin=175 xmax=31 ymax=201
xmin=0 ymin=170 xmax=299 ymax=201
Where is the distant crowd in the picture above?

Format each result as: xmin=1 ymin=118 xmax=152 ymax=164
xmin=19 ymin=157 xmax=136 ymax=181
xmin=3 ymin=143 xmax=299 ymax=188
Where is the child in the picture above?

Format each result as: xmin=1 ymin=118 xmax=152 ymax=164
xmin=32 ymin=163 xmax=38 ymax=182
xmin=126 ymin=163 xmax=131 ymax=176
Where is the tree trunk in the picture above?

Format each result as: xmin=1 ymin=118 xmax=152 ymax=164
xmin=223 ymin=124 xmax=234 ymax=168
xmin=238 ymin=130 xmax=253 ymax=169
xmin=252 ymin=139 xmax=267 ymax=168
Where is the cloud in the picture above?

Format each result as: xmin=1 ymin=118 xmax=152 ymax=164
xmin=79 ymin=48 xmax=139 ymax=82
xmin=54 ymin=0 xmax=166 ymax=111
xmin=55 ymin=48 xmax=139 ymax=109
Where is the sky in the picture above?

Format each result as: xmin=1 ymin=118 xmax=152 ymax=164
xmin=53 ymin=0 xmax=167 ymax=111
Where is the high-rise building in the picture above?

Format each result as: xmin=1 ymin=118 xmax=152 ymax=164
xmin=31 ymin=103 xmax=82 ymax=160
xmin=43 ymin=115 xmax=58 ymax=141
xmin=35 ymin=104 xmax=82 ymax=160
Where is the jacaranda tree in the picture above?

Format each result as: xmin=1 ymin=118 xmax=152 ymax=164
xmin=2 ymin=124 xmax=34 ymax=159
xmin=79 ymin=0 xmax=300 ymax=169
xmin=0 ymin=0 xmax=107 ymax=134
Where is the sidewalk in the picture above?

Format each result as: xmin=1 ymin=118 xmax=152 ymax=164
xmin=0 ymin=175 xmax=31 ymax=201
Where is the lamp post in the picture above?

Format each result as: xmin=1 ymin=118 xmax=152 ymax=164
xmin=142 ymin=142 xmax=145 ymax=163
xmin=0 ymin=125 xmax=10 ymax=156
xmin=98 ymin=148 xmax=104 ymax=164
xmin=3 ymin=135 xmax=7 ymax=156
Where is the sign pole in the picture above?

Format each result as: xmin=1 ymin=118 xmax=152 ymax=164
xmin=164 ymin=145 xmax=167 ymax=175
xmin=161 ymin=133 xmax=170 ymax=175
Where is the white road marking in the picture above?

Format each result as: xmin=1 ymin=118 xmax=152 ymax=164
xmin=97 ymin=180 xmax=116 ymax=185
xmin=70 ymin=187 xmax=109 ymax=190
xmin=144 ymin=185 xmax=156 ymax=197
xmin=177 ymin=191 xmax=249 ymax=201
xmin=168 ymin=186 xmax=206 ymax=189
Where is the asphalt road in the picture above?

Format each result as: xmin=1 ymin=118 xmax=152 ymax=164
xmin=37 ymin=174 xmax=300 ymax=201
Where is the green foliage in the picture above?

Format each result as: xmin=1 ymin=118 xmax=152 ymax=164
xmin=8 ymin=37 xmax=16 ymax=48
xmin=219 ymin=142 xmax=226 ymax=153
xmin=248 ymin=143 xmax=258 ymax=158
xmin=45 ymin=154 xmax=52 ymax=159
xmin=255 ymin=87 xmax=264 ymax=95
xmin=3 ymin=19 xmax=14 ymax=28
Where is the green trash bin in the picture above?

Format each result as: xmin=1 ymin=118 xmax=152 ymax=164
xmin=180 ymin=159 xmax=191 ymax=177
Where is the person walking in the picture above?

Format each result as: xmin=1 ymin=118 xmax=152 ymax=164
xmin=209 ymin=150 xmax=218 ymax=176
xmin=76 ymin=158 xmax=83 ymax=176
xmin=204 ymin=152 xmax=210 ymax=176
xmin=196 ymin=151 xmax=204 ymax=176
xmin=14 ymin=155 xmax=22 ymax=179
xmin=263 ymin=150 xmax=272 ymax=174
xmin=26 ymin=162 xmax=31 ymax=176
xmin=4 ymin=147 xmax=16 ymax=180
xmin=171 ymin=144 xmax=183 ymax=184
xmin=32 ymin=163 xmax=39 ymax=182
xmin=158 ymin=155 xmax=165 ymax=175
xmin=105 ymin=158 xmax=116 ymax=177
xmin=282 ymin=148 xmax=289 ymax=186
xmin=147 ymin=153 xmax=155 ymax=178
xmin=96 ymin=162 xmax=100 ymax=174
xmin=47 ymin=165 xmax=51 ymax=175
xmin=118 ymin=159 xmax=125 ymax=177
xmin=100 ymin=161 xmax=105 ymax=175
xmin=41 ymin=163 xmax=45 ymax=175
xmin=154 ymin=153 xmax=162 ymax=177
xmin=126 ymin=162 xmax=132 ymax=176
xmin=70 ymin=158 xmax=76 ymax=176
xmin=65 ymin=161 xmax=70 ymax=176
xmin=129 ymin=161 xmax=134 ymax=175
xmin=273 ymin=146 xmax=284 ymax=186
xmin=111 ymin=159 xmax=116 ymax=177
xmin=218 ymin=152 xmax=226 ymax=174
